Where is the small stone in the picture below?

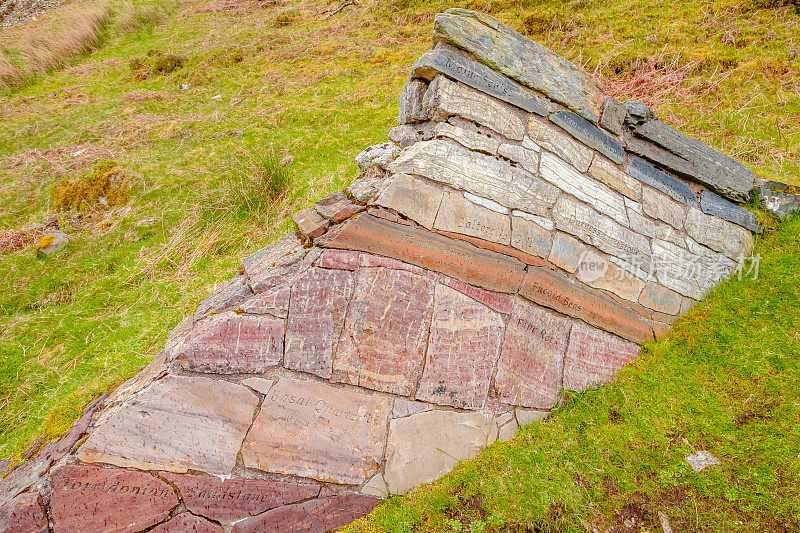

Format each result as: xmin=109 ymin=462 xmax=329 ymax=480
xmin=685 ymin=450 xmax=722 ymax=473
xmin=433 ymin=121 xmax=500 ymax=154
xmin=389 ymin=139 xmax=559 ymax=218
xmin=318 ymin=214 xmax=527 ymax=294
xmin=497 ymin=419 xmax=519 ymax=441
xmin=699 ymin=191 xmax=759 ymax=233
xmin=332 ymin=268 xmax=434 ymax=395
xmin=626 ymin=157 xmax=698 ymax=207
xmin=526 ymin=116 xmax=593 ymax=172
xmin=231 ymin=493 xmax=380 ymax=533
xmin=398 ymin=79 xmax=429 ymax=124
xmin=576 ymin=250 xmax=646 ymax=302
xmin=383 ymin=410 xmax=497 ymax=495
xmin=434 ymin=191 xmax=512 ymax=245
xmin=754 ymin=178 xmax=800 ymax=219
xmin=241 ymin=377 xmax=275 ymax=395
xmin=515 ymin=408 xmax=548 ymax=425
xmin=150 ymin=514 xmax=223 ymax=533
xmin=242 ymin=377 xmax=391 ymax=485
xmin=315 ymin=191 xmax=363 ymax=223
xmin=540 ymin=151 xmax=628 ymax=226
xmin=464 ymin=192 xmax=508 ymax=213
xmin=684 ymin=208 xmax=754 ymax=260
xmin=600 ymin=96 xmax=626 ymax=135
xmin=642 ymin=186 xmax=688 ymax=230
xmin=361 ymin=473 xmax=389 ymax=498
xmin=562 ymin=322 xmax=641 ymax=392
xmin=284 ymin=267 xmax=354 ymax=379
xmin=417 ymin=284 xmax=505 ymax=409
xmin=511 ymin=214 xmax=552 ymax=258
xmin=493 ymin=300 xmax=572 ymax=409
xmin=175 ymin=311 xmax=284 ymax=374
xmin=624 ymin=100 xmax=654 ymax=123
xmin=293 ymin=208 xmax=330 ymax=240
xmin=347 ymin=166 xmax=387 ymax=203
xmin=638 ymin=282 xmax=682 ymax=315
xmin=423 ymin=75 xmax=525 ymax=140
xmin=588 ymin=155 xmax=642 ymax=201
xmin=411 ymin=43 xmax=555 ymax=116
xmin=497 ymin=143 xmax=540 ymax=175
xmin=77 ymin=376 xmax=258 ymax=475
xmin=0 ymin=492 xmax=47 ymax=533
xmin=355 ymin=142 xmax=400 ymax=171
xmin=548 ymin=232 xmax=586 ymax=273
xmin=34 ymin=230 xmax=68 ymax=256
xmin=550 ymin=110 xmax=625 ymax=163
xmin=162 ymin=473 xmax=319 ymax=524
xmin=50 ymin=465 xmax=178 ymax=533
xmin=392 ymin=398 xmax=433 ymax=418
xmin=432 ymin=8 xmax=603 ymax=121
xmin=651 ymin=239 xmax=735 ymax=299
xmin=512 ymin=210 xmax=553 ymax=230
xmin=372 ymin=173 xmax=444 ymax=229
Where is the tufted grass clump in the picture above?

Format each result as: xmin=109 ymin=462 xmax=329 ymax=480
xmin=50 ymin=161 xmax=133 ymax=211
xmin=129 ymin=50 xmax=187 ymax=80
xmin=223 ymin=149 xmax=293 ymax=220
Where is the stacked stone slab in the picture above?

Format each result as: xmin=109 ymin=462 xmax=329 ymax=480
xmin=1 ymin=9 xmax=767 ymax=532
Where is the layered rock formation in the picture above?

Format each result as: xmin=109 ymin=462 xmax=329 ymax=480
xmin=0 ymin=9 xmax=767 ymax=532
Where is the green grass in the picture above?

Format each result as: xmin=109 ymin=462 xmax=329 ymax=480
xmin=0 ymin=2 xmax=798 ymax=526
xmin=349 ymin=215 xmax=800 ymax=531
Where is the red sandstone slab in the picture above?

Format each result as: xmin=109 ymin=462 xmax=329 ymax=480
xmin=436 ymin=229 xmax=549 ymax=268
xmin=284 ymin=267 xmax=354 ymax=378
xmin=317 ymin=213 xmax=526 ymax=294
xmin=332 ymin=268 xmax=435 ymax=395
xmin=50 ymin=464 xmax=178 ymax=533
xmin=437 ymin=274 xmax=514 ymax=315
xmin=175 ymin=311 xmax=284 ymax=373
xmin=293 ymin=208 xmax=330 ymax=239
xmin=316 ymin=249 xmax=431 ymax=277
xmin=242 ymin=377 xmax=391 ymax=484
xmin=315 ymin=191 xmax=364 ymax=222
xmin=150 ymin=514 xmax=222 ymax=533
xmin=231 ymin=493 xmax=381 ymax=533
xmin=162 ymin=473 xmax=319 ymax=524
xmin=562 ymin=322 xmax=641 ymax=392
xmin=0 ymin=492 xmax=47 ymax=533
xmin=240 ymin=284 xmax=291 ymax=317
xmin=417 ymin=284 xmax=505 ymax=409
xmin=492 ymin=300 xmax=573 ymax=409
xmin=519 ymin=266 xmax=654 ymax=343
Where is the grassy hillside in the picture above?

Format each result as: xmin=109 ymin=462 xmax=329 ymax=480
xmin=0 ymin=0 xmax=797 ymax=495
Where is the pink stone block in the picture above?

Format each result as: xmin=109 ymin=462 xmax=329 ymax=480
xmin=176 ymin=311 xmax=284 ymax=373
xmin=332 ymin=268 xmax=434 ymax=395
xmin=417 ymin=285 xmax=504 ymax=409
xmin=240 ymin=284 xmax=291 ymax=317
xmin=437 ymin=274 xmax=514 ymax=315
xmin=562 ymin=322 xmax=641 ymax=392
xmin=285 ymin=267 xmax=354 ymax=378
xmin=492 ymin=300 xmax=572 ymax=409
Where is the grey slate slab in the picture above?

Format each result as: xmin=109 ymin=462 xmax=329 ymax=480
xmin=550 ymin=110 xmax=625 ymax=163
xmin=630 ymin=118 xmax=755 ymax=201
xmin=432 ymin=8 xmax=604 ymax=122
xmin=700 ymin=190 xmax=760 ymax=233
xmin=411 ymin=45 xmax=555 ymax=116
xmin=626 ymin=157 xmax=698 ymax=207
xmin=600 ymin=96 xmax=626 ymax=135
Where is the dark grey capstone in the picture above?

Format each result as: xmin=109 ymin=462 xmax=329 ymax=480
xmin=630 ymin=118 xmax=755 ymax=202
xmin=624 ymin=100 xmax=654 ymax=124
xmin=432 ymin=8 xmax=604 ymax=122
xmin=550 ymin=110 xmax=625 ymax=163
xmin=623 ymin=131 xmax=698 ymax=179
xmin=754 ymin=178 xmax=800 ymax=220
xmin=700 ymin=190 xmax=760 ymax=233
xmin=626 ymin=157 xmax=698 ymax=207
xmin=600 ymin=96 xmax=626 ymax=135
xmin=411 ymin=44 xmax=555 ymax=116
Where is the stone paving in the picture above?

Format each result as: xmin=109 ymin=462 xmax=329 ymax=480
xmin=0 ymin=9 xmax=767 ymax=532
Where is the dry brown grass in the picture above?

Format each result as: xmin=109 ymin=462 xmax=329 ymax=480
xmin=0 ymin=0 xmax=112 ymax=91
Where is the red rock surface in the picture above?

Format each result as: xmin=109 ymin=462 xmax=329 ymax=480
xmin=417 ymin=284 xmax=505 ymax=409
xmin=163 ymin=473 xmax=319 ymax=524
xmin=293 ymin=208 xmax=331 ymax=239
xmin=150 ymin=513 xmax=223 ymax=533
xmin=562 ymin=321 xmax=641 ymax=392
xmin=50 ymin=464 xmax=178 ymax=533
xmin=231 ymin=493 xmax=381 ymax=533
xmin=240 ymin=284 xmax=291 ymax=317
xmin=315 ymin=191 xmax=364 ymax=222
xmin=0 ymin=492 xmax=47 ymax=533
xmin=175 ymin=311 xmax=284 ymax=373
xmin=437 ymin=274 xmax=514 ymax=315
xmin=519 ymin=265 xmax=654 ymax=343
xmin=492 ymin=300 xmax=573 ymax=409
xmin=332 ymin=268 xmax=434 ymax=395
xmin=318 ymin=213 xmax=526 ymax=293
xmin=284 ymin=267 xmax=354 ymax=378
